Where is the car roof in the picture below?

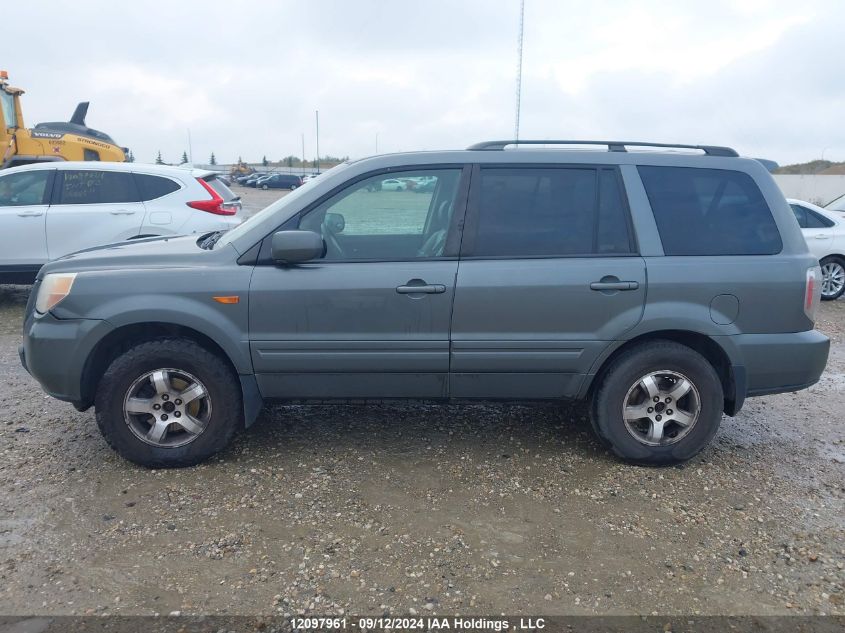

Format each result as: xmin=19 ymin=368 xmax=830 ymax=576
xmin=1 ymin=161 xmax=215 ymax=179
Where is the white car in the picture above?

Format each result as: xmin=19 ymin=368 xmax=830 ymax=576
xmin=788 ymin=198 xmax=845 ymax=300
xmin=0 ymin=162 xmax=241 ymax=284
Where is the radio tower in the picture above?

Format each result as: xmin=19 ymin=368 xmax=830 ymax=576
xmin=514 ymin=0 xmax=525 ymax=143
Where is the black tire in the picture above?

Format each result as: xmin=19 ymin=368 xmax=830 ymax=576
xmin=261 ymin=184 xmax=269 ymax=190
xmin=590 ymin=340 xmax=723 ymax=465
xmin=819 ymin=256 xmax=845 ymax=301
xmin=94 ymin=338 xmax=243 ymax=468
xmin=289 ymin=184 xmax=297 ymax=190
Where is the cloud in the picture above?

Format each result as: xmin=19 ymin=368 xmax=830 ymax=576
xmin=4 ymin=0 xmax=843 ymax=164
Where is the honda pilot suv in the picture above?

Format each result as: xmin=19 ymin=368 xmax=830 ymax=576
xmin=20 ymin=140 xmax=830 ymax=467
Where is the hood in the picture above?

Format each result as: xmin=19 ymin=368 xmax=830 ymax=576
xmin=40 ymin=234 xmax=236 ymax=277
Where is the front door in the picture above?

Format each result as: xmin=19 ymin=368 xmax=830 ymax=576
xmin=0 ymin=168 xmax=53 ymax=276
xmin=46 ymin=169 xmax=146 ymax=258
xmin=249 ymin=166 xmax=469 ymax=399
xmin=450 ymin=165 xmax=646 ymax=399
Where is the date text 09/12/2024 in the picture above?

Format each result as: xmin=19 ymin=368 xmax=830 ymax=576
xmin=289 ymin=616 xmax=546 ymax=631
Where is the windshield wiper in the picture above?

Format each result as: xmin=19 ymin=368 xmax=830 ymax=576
xmin=199 ymin=230 xmax=224 ymax=250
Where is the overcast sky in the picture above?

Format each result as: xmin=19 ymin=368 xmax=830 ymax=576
xmin=6 ymin=0 xmax=845 ymax=165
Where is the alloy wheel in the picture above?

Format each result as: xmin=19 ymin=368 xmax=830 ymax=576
xmin=123 ymin=368 xmax=212 ymax=448
xmin=622 ymin=370 xmax=701 ymax=446
xmin=821 ymin=261 xmax=845 ymax=299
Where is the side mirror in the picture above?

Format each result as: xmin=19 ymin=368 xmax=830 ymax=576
xmin=324 ymin=212 xmax=345 ymax=234
xmin=271 ymin=230 xmax=324 ymax=264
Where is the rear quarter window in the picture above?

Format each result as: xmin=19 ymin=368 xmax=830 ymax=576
xmin=134 ymin=174 xmax=181 ymax=201
xmin=638 ymin=166 xmax=782 ymax=256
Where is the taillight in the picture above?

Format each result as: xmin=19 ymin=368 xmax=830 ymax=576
xmin=187 ymin=178 xmax=239 ymax=215
xmin=804 ymin=266 xmax=821 ymax=321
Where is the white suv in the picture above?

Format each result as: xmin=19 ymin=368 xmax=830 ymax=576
xmin=0 ymin=162 xmax=242 ymax=283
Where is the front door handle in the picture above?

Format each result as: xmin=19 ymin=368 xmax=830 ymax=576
xmin=110 ymin=210 xmax=136 ymax=215
xmin=590 ymin=280 xmax=640 ymax=291
xmin=17 ymin=211 xmax=43 ymax=217
xmin=813 ymin=234 xmax=830 ymax=240
xmin=396 ymin=280 xmax=446 ymax=294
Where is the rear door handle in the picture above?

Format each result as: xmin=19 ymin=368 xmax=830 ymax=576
xmin=396 ymin=283 xmax=446 ymax=294
xmin=590 ymin=281 xmax=640 ymax=291
xmin=17 ymin=211 xmax=43 ymax=217
xmin=110 ymin=210 xmax=135 ymax=215
xmin=813 ymin=234 xmax=830 ymax=240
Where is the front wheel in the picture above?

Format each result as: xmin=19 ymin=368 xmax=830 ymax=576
xmin=289 ymin=184 xmax=298 ymax=190
xmin=94 ymin=338 xmax=243 ymax=467
xmin=590 ymin=341 xmax=723 ymax=465
xmin=820 ymin=256 xmax=845 ymax=301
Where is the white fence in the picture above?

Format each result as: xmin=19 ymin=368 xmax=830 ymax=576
xmin=772 ymin=175 xmax=845 ymax=206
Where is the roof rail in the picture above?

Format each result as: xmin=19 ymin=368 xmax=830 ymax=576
xmin=466 ymin=140 xmax=739 ymax=157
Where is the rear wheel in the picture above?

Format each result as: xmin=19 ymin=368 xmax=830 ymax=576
xmin=289 ymin=184 xmax=298 ymax=190
xmin=590 ymin=341 xmax=723 ymax=465
xmin=820 ymin=256 xmax=845 ymax=301
xmin=94 ymin=338 xmax=242 ymax=467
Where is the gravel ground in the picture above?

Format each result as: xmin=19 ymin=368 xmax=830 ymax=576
xmin=0 ymin=188 xmax=842 ymax=616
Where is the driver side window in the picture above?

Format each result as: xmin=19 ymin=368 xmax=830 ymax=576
xmin=0 ymin=170 xmax=51 ymax=207
xmin=299 ymin=169 xmax=462 ymax=260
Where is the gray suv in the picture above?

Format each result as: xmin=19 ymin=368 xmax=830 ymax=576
xmin=20 ymin=140 xmax=830 ymax=467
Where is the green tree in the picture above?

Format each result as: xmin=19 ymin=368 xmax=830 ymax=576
xmin=155 ymin=151 xmax=164 ymax=165
xmin=209 ymin=152 xmax=217 ymax=166
xmin=180 ymin=151 xmax=189 ymax=164
xmin=262 ymin=155 xmax=269 ymax=167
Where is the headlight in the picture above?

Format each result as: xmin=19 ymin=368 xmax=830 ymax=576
xmin=35 ymin=273 xmax=77 ymax=313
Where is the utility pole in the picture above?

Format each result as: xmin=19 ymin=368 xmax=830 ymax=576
xmin=301 ymin=133 xmax=305 ymax=170
xmin=315 ymin=110 xmax=320 ymax=174
xmin=187 ymin=128 xmax=193 ymax=164
xmin=375 ymin=132 xmax=379 ymax=154
xmin=514 ymin=0 xmax=525 ymax=143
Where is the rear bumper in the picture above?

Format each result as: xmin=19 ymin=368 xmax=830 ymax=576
xmin=727 ymin=329 xmax=830 ymax=401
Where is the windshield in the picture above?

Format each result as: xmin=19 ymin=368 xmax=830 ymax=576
xmin=826 ymin=193 xmax=845 ymax=212
xmin=0 ymin=90 xmax=15 ymax=129
xmin=216 ymin=162 xmax=351 ymax=249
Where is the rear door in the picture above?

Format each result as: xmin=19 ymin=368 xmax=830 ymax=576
xmin=790 ymin=202 xmax=836 ymax=261
xmin=450 ymin=165 xmax=646 ymax=398
xmin=0 ymin=168 xmax=53 ymax=271
xmin=46 ymin=169 xmax=146 ymax=258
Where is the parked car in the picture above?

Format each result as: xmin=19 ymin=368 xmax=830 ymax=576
xmin=301 ymin=174 xmax=319 ymax=183
xmin=258 ymin=174 xmax=303 ymax=190
xmin=825 ymin=193 xmax=845 ymax=213
xmin=0 ymin=162 xmax=241 ymax=284
xmin=234 ymin=174 xmax=256 ymax=185
xmin=214 ymin=174 xmax=232 ymax=187
xmin=243 ymin=174 xmax=267 ymax=187
xmin=381 ymin=178 xmax=406 ymax=191
xmin=20 ymin=140 xmax=829 ymax=468
xmin=789 ymin=198 xmax=845 ymax=300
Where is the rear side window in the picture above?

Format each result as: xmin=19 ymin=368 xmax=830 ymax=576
xmin=638 ymin=166 xmax=782 ymax=256
xmin=57 ymin=170 xmax=139 ymax=205
xmin=471 ymin=167 xmax=633 ymax=257
xmin=134 ymin=174 xmax=181 ymax=201
xmin=205 ymin=176 xmax=237 ymax=201
xmin=790 ymin=204 xmax=834 ymax=229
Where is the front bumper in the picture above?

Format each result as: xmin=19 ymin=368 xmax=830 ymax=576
xmin=21 ymin=312 xmax=112 ymax=404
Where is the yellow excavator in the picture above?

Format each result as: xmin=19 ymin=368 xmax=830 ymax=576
xmin=1 ymin=70 xmax=127 ymax=169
